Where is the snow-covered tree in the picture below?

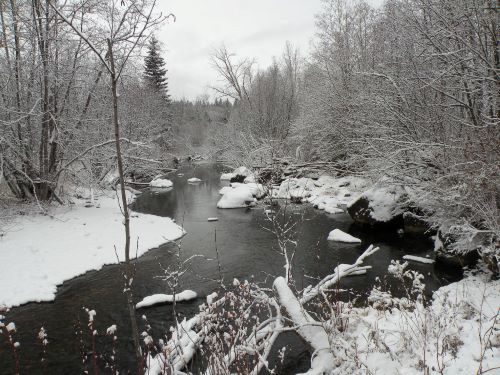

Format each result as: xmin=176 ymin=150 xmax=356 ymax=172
xmin=144 ymin=35 xmax=170 ymax=101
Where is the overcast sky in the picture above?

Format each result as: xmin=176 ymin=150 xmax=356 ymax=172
xmin=156 ymin=0 xmax=383 ymax=101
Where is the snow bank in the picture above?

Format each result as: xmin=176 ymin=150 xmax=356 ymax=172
xmin=187 ymin=177 xmax=202 ymax=183
xmin=271 ymin=178 xmax=315 ymax=200
xmin=347 ymin=273 xmax=500 ymax=375
xmin=0 ymin=191 xmax=184 ymax=308
xmin=327 ymin=229 xmax=361 ymax=243
xmin=270 ymin=175 xmax=369 ymax=217
xmin=136 ymin=290 xmax=197 ymax=308
xmin=150 ymin=178 xmax=173 ymax=188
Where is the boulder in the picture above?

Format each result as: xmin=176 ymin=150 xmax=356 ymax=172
xmin=229 ymin=175 xmax=246 ymax=183
xmin=403 ymin=212 xmax=435 ymax=235
xmin=347 ymin=185 xmax=407 ymax=228
xmin=434 ymin=229 xmax=492 ymax=269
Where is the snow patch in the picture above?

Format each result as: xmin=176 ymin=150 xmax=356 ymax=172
xmin=150 ymin=178 xmax=173 ymax=189
xmin=327 ymin=229 xmax=361 ymax=243
xmin=402 ymin=255 xmax=435 ymax=264
xmin=136 ymin=290 xmax=198 ymax=309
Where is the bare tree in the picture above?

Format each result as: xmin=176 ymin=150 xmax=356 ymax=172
xmin=50 ymin=0 xmax=166 ymax=364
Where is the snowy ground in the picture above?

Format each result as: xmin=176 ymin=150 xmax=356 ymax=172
xmin=343 ymin=271 xmax=500 ymax=375
xmin=0 ymin=190 xmax=184 ymax=308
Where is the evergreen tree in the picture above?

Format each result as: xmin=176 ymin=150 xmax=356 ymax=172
xmin=144 ymin=35 xmax=170 ymax=101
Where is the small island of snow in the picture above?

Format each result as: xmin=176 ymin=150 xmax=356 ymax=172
xmin=327 ymin=229 xmax=362 ymax=243
xmin=149 ymin=178 xmax=173 ymax=189
xmin=136 ymin=290 xmax=197 ymax=309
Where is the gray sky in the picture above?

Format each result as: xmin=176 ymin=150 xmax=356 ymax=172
xmin=156 ymin=0 xmax=383 ymax=101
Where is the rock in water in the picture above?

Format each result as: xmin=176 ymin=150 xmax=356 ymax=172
xmin=347 ymin=185 xmax=407 ymax=228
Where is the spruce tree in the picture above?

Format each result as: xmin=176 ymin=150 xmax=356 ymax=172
xmin=144 ymin=35 xmax=170 ymax=101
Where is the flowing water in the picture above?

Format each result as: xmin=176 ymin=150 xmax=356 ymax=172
xmin=1 ymin=163 xmax=460 ymax=374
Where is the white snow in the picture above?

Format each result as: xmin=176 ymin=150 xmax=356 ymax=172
xmin=232 ymin=166 xmax=252 ymax=177
xmin=344 ymin=272 xmax=500 ymax=375
xmin=106 ymin=325 xmax=117 ymax=335
xmin=136 ymin=290 xmax=198 ymax=308
xmin=187 ymin=177 xmax=202 ymax=183
xmin=402 ymin=255 xmax=435 ymax=264
xmin=207 ymin=217 xmax=218 ymax=222
xmin=217 ymin=183 xmax=265 ymax=209
xmin=232 ymin=182 xmax=267 ymax=199
xmin=327 ymin=229 xmax=362 ymax=243
xmin=243 ymin=174 xmax=256 ymax=183
xmin=206 ymin=292 xmax=218 ymax=305
xmin=354 ymin=185 xmax=407 ymax=222
xmin=220 ymin=173 xmax=235 ymax=181
xmin=150 ymin=178 xmax=173 ymax=189
xmin=6 ymin=322 xmax=16 ymax=332
xmin=271 ymin=178 xmax=315 ymax=200
xmin=220 ymin=166 xmax=252 ymax=181
xmin=272 ymin=176 xmax=369 ymax=216
xmin=0 ymin=190 xmax=184 ymax=308
xmin=274 ymin=277 xmax=334 ymax=374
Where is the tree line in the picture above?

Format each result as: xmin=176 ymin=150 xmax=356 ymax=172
xmin=0 ymin=0 xmax=172 ymax=202
xmin=211 ymin=0 xmax=499 ymax=243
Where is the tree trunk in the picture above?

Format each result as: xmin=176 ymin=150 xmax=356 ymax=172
xmin=107 ymin=38 xmax=142 ymax=364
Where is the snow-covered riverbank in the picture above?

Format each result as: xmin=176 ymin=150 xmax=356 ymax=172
xmin=0 ymin=190 xmax=184 ymax=308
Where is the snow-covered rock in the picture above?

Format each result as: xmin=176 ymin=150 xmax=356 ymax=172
xmin=243 ymin=174 xmax=256 ymax=183
xmin=187 ymin=177 xmax=202 ymax=183
xmin=220 ymin=173 xmax=235 ymax=181
xmin=136 ymin=290 xmax=197 ymax=308
xmin=347 ymin=185 xmax=407 ymax=227
xmin=217 ymin=185 xmax=256 ymax=209
xmin=233 ymin=166 xmax=252 ymax=177
xmin=220 ymin=166 xmax=253 ymax=181
xmin=150 ymin=177 xmax=173 ymax=189
xmin=327 ymin=229 xmax=362 ymax=243
xmin=271 ymin=178 xmax=315 ymax=200
xmin=217 ymin=182 xmax=267 ymax=209
xmin=231 ymin=182 xmax=267 ymax=199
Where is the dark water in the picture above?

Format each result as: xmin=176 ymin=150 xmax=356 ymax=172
xmin=1 ymin=163 xmax=459 ymax=374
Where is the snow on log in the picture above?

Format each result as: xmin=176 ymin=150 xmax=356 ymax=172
xmin=327 ymin=229 xmax=361 ymax=243
xmin=402 ymin=255 xmax=435 ymax=264
xmin=149 ymin=178 xmax=173 ymax=188
xmin=274 ymin=277 xmax=334 ymax=374
xmin=146 ymin=295 xmax=227 ymax=374
xmin=136 ymin=290 xmax=197 ymax=309
xmin=301 ymin=245 xmax=380 ymax=303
